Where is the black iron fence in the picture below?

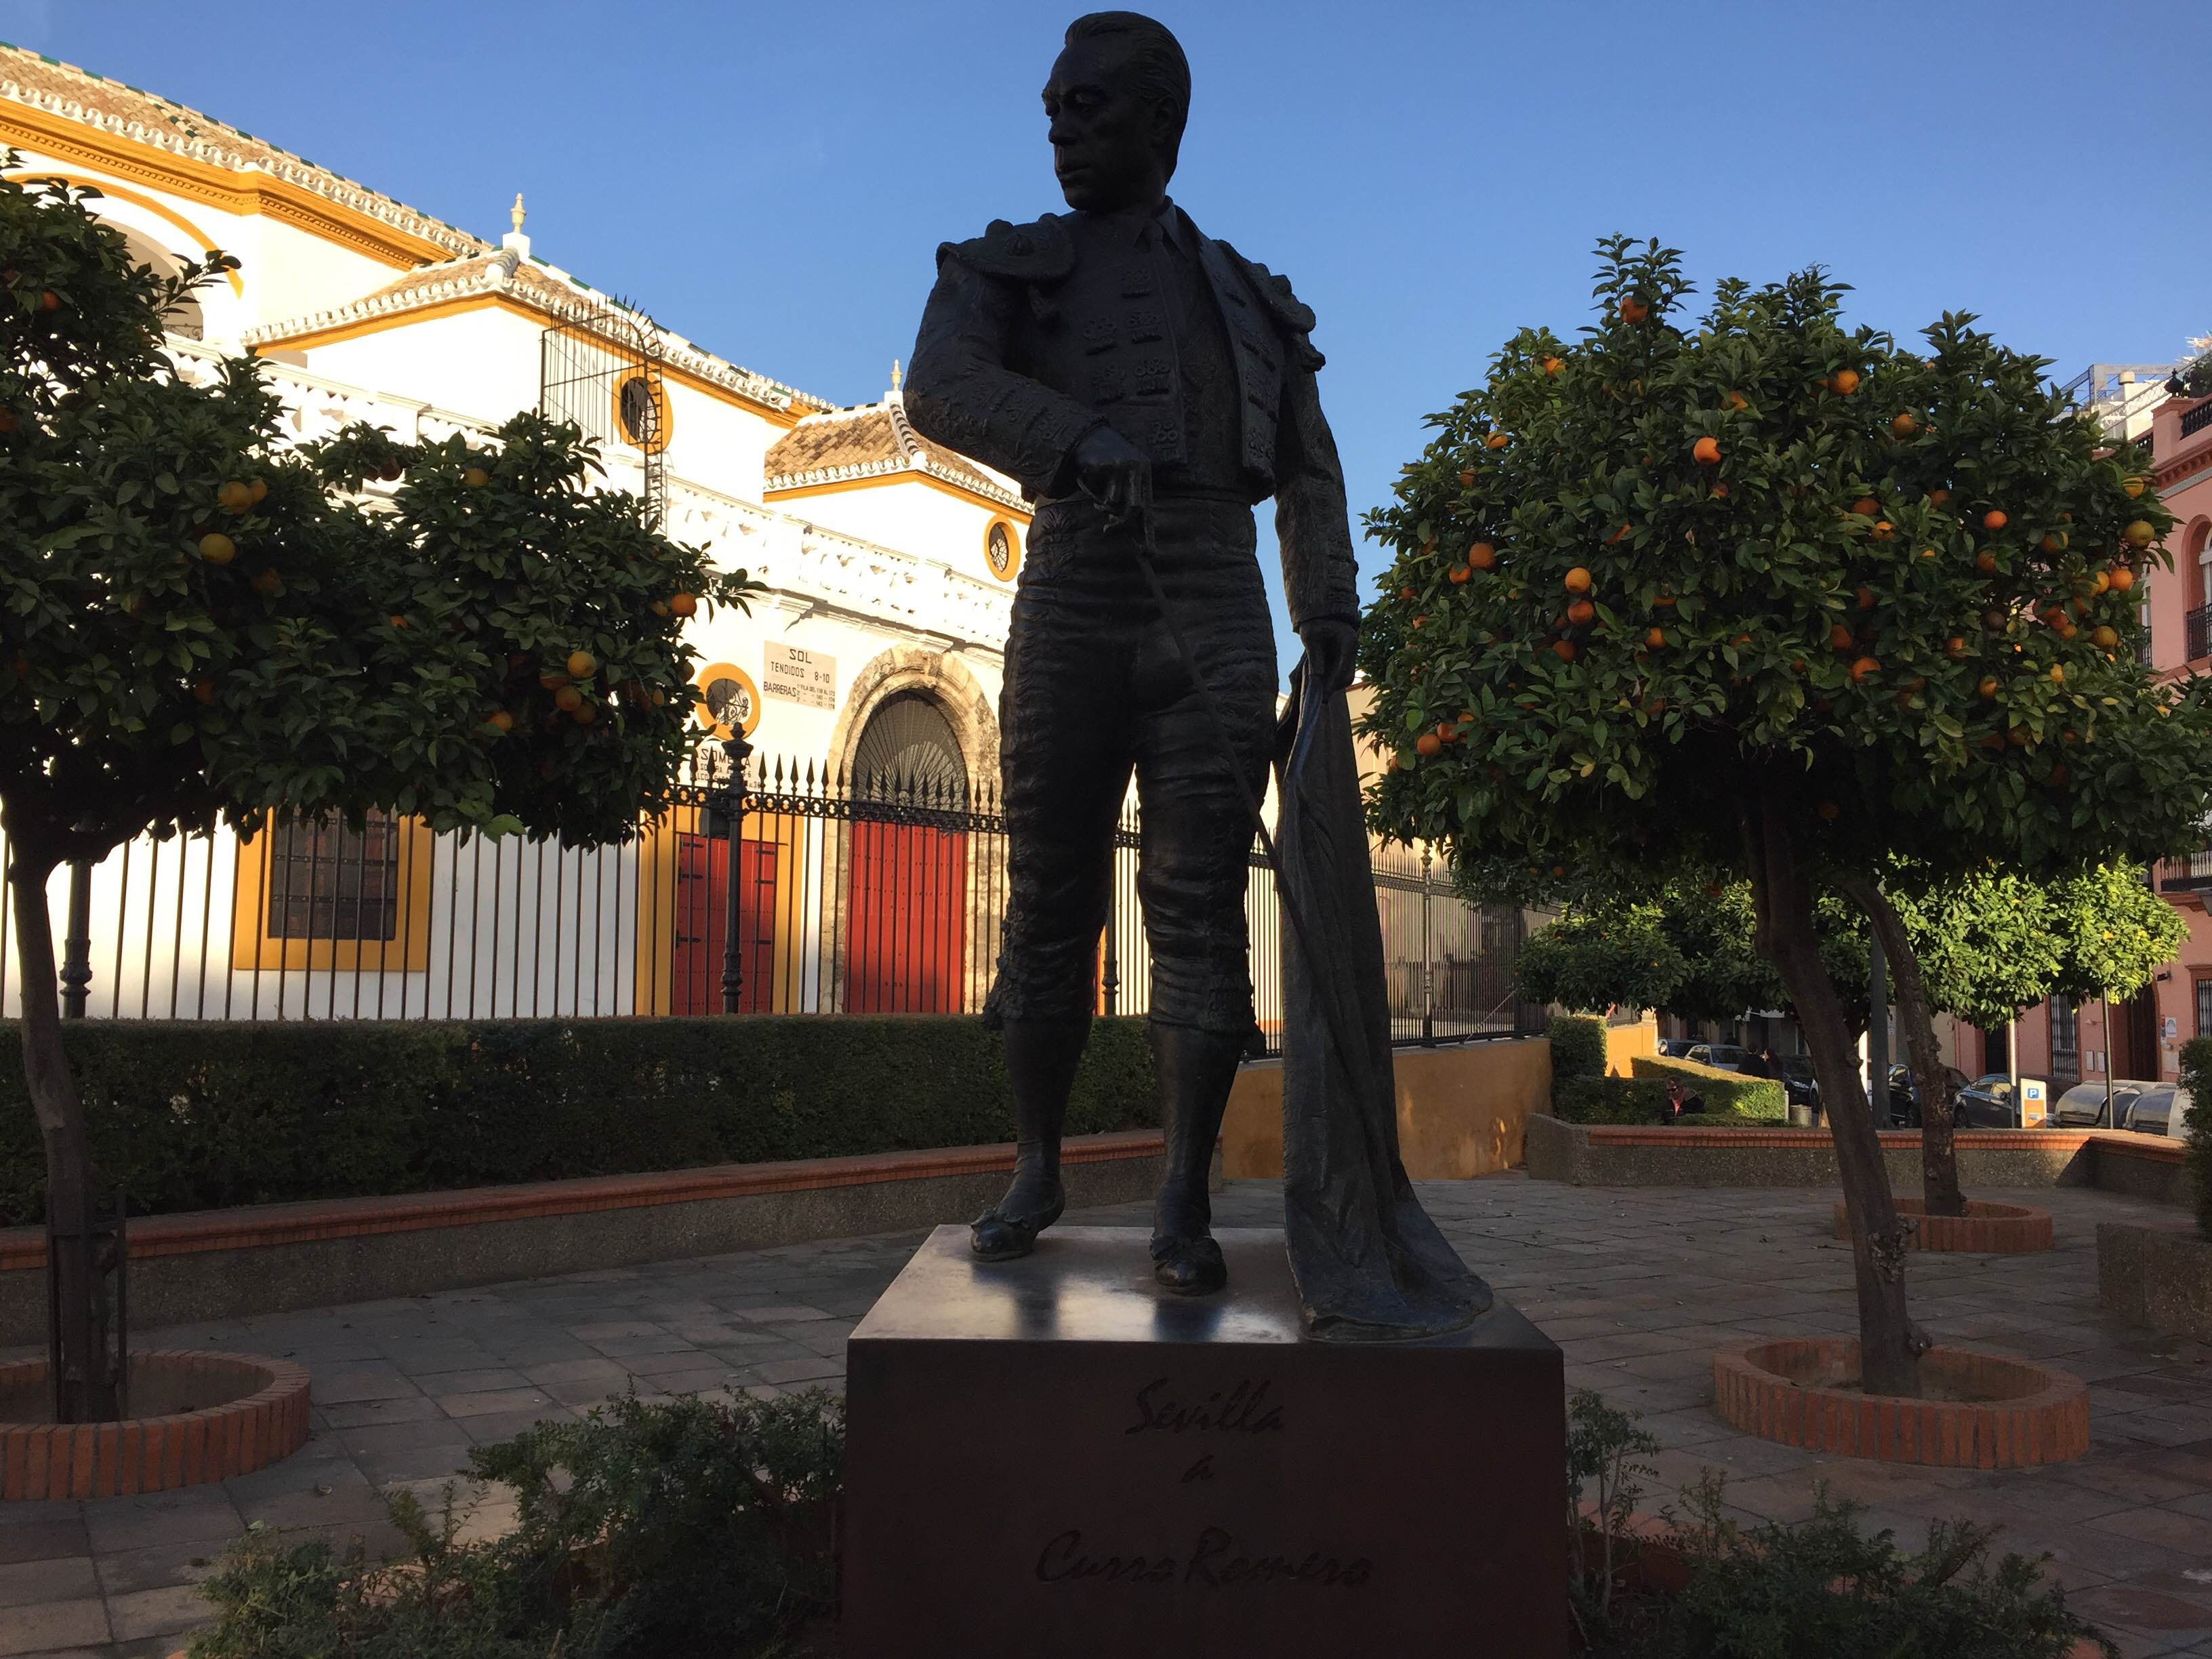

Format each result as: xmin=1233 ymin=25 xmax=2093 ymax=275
xmin=6 ymin=753 xmax=1536 ymax=1054
xmin=2188 ymin=603 xmax=2212 ymax=665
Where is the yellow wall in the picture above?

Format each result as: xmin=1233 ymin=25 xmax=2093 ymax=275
xmin=1605 ymin=1015 xmax=1659 ymax=1077
xmin=1221 ymin=1036 xmax=1554 ymax=1180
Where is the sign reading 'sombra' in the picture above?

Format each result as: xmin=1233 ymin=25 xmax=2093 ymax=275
xmin=762 ymin=641 xmax=836 ymax=709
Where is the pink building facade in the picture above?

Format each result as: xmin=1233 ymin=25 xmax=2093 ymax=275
xmin=1938 ymin=373 xmax=2212 ymax=1090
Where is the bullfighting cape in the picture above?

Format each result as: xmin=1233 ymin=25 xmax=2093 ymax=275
xmin=1274 ymin=669 xmax=1494 ymax=1340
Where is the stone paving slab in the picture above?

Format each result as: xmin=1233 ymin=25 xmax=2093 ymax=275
xmin=4 ymin=1179 xmax=2212 ymax=1656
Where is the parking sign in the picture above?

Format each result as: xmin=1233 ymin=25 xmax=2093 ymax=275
xmin=2020 ymin=1078 xmax=2047 ymax=1128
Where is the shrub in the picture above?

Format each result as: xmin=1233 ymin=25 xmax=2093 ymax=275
xmin=0 ymin=1016 xmax=1157 ymax=1225
xmin=1631 ymin=1055 xmax=1786 ymax=1123
xmin=1548 ymin=1013 xmax=1609 ymax=1081
xmin=1555 ymin=1076 xmax=1677 ymax=1125
xmin=2183 ymin=1036 xmax=2212 ymax=1242
xmin=189 ymin=1389 xmax=842 ymax=1659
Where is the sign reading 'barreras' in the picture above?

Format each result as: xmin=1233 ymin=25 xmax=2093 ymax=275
xmin=763 ymin=642 xmax=836 ymax=709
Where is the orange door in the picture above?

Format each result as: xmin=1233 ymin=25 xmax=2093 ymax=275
xmin=672 ymin=832 xmax=777 ymax=1014
xmin=844 ymin=819 xmax=967 ymax=1012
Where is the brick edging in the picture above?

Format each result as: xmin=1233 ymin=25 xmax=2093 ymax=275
xmin=0 ymin=1129 xmax=1172 ymax=1275
xmin=0 ymin=1349 xmax=311 ymax=1500
xmin=1830 ymin=1198 xmax=2054 ymax=1253
xmin=1713 ymin=1338 xmax=2089 ymax=1467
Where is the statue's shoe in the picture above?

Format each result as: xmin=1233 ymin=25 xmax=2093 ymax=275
xmin=1151 ymin=1233 xmax=1227 ymax=1296
xmin=969 ymin=1190 xmax=1064 ymax=1262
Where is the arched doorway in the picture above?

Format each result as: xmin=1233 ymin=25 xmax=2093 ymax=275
xmin=844 ymin=692 xmax=969 ymax=1011
xmin=117 ymin=228 xmax=205 ymax=340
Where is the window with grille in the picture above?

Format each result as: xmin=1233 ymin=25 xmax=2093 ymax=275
xmin=2051 ymin=995 xmax=2079 ymax=1062
xmin=267 ymin=810 xmax=400 ymax=941
xmin=2196 ymin=978 xmax=2212 ymax=1039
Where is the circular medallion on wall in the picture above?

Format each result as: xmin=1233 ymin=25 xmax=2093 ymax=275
xmin=983 ymin=517 xmax=1022 ymax=583
xmin=611 ymin=369 xmax=673 ymax=455
xmin=694 ymin=661 xmax=760 ymax=739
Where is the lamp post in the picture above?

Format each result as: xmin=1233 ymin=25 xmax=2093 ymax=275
xmin=1866 ymin=921 xmax=1889 ymax=1122
xmin=714 ymin=733 xmax=754 ymax=1015
xmin=58 ymin=861 xmax=92 ymax=1019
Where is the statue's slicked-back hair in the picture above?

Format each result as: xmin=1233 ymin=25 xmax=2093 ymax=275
xmin=1063 ymin=12 xmax=1191 ymax=180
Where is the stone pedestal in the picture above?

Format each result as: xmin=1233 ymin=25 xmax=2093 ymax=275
xmin=843 ymin=1225 xmax=1567 ymax=1658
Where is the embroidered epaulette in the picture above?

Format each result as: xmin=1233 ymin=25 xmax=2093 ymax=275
xmin=937 ymin=214 xmax=1076 ymax=282
xmin=1219 ymin=243 xmax=1317 ymax=335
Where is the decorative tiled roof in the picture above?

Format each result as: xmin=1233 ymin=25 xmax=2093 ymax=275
xmin=242 ymin=250 xmax=831 ymax=417
xmin=765 ymin=392 xmax=1026 ymax=510
xmin=0 ymin=40 xmax=489 ymax=259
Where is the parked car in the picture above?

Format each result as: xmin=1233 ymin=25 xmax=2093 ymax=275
xmin=1685 ymin=1043 xmax=1750 ymax=1072
xmin=2121 ymin=1084 xmax=2192 ymax=1139
xmin=2049 ymin=1080 xmax=2154 ymax=1130
xmin=1884 ymin=1063 xmax=1975 ymax=1128
xmin=1954 ymin=1073 xmax=2019 ymax=1126
xmin=1657 ymin=1038 xmax=1697 ymax=1059
xmin=1777 ymin=1054 xmax=1819 ymax=1112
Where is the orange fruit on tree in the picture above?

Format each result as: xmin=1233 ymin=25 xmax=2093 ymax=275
xmin=462 ymin=466 xmax=491 ymax=487
xmin=1982 ymin=508 xmax=2007 ymax=531
xmin=1872 ymin=520 xmax=1893 ymax=540
xmin=1399 ymin=584 xmax=1416 ymax=600
xmin=2091 ymin=625 xmax=2118 ymax=649
xmin=1618 ymin=295 xmax=1650 ymax=324
xmin=247 ymin=478 xmax=268 ymax=505
xmin=387 ymin=614 xmax=408 ymax=630
xmin=1692 ymin=436 xmax=1721 ymax=466
xmin=1458 ymin=468 xmax=1475 ymax=487
xmin=2049 ymin=663 xmax=2066 ymax=684
xmin=2124 ymin=519 xmax=2156 ymax=549
xmin=1486 ymin=431 xmax=1510 ymax=450
xmin=488 ymin=710 xmax=516 ymax=733
xmin=2123 ymin=477 xmax=2146 ymax=499
xmin=1712 ymin=483 xmax=1729 ymax=498
xmin=1416 ymin=731 xmax=1443 ymax=758
xmin=37 ymin=290 xmax=58 ymax=312
xmin=1828 ymin=623 xmax=1856 ymax=651
xmin=1829 ymin=368 xmax=1860 ymax=394
xmin=669 ymin=592 xmax=699 ymax=617
xmin=567 ymin=649 xmax=598 ymax=680
xmin=1975 ymin=550 xmax=1997 ymax=574
xmin=539 ymin=671 xmax=569 ymax=690
xmin=2109 ymin=566 xmax=2135 ymax=592
xmin=191 ymin=678 xmax=216 ymax=706
xmin=1946 ymin=636 xmax=1968 ymax=659
xmin=1654 ymin=592 xmax=1677 ymax=607
xmin=554 ymin=685 xmax=584 ymax=712
xmin=1448 ymin=565 xmax=1471 ymax=585
xmin=1727 ymin=390 xmax=1748 ymax=410
xmin=1890 ymin=412 xmax=1918 ymax=438
xmin=1977 ymin=676 xmax=1999 ymax=700
xmin=2040 ymin=532 xmax=2066 ymax=552
xmin=1849 ymin=655 xmax=1880 ymax=682
xmin=1927 ymin=488 xmax=1950 ymax=507
xmin=1567 ymin=598 xmax=1595 ymax=624
xmin=216 ymin=480 xmax=253 ymax=514
xmin=2091 ymin=571 xmax=2111 ymax=595
xmin=1564 ymin=567 xmax=1593 ymax=593
xmin=572 ymin=701 xmax=597 ymax=724
xmin=250 ymin=568 xmax=282 ymax=596
xmin=1856 ymin=586 xmax=1875 ymax=610
xmin=1541 ymin=356 xmax=1564 ymax=376
xmin=2049 ymin=762 xmax=2069 ymax=787
xmin=1605 ymin=524 xmax=1629 ymax=545
xmin=2008 ymin=726 xmax=2031 ymax=747
xmin=1412 ymin=614 xmax=1428 ymax=630
xmin=1551 ymin=639 xmax=1578 ymax=661
xmin=1645 ymin=626 xmax=1666 ymax=649
xmin=197 ymin=532 xmax=235 ymax=565
xmin=1851 ymin=495 xmax=1880 ymax=516
xmin=1469 ymin=543 xmax=1497 ymax=570
xmin=1919 ymin=546 xmax=1936 ymax=560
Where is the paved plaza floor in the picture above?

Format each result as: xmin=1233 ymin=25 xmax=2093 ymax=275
xmin=3 ymin=1177 xmax=2211 ymax=1656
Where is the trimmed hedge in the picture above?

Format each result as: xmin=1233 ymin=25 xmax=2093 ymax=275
xmin=2184 ymin=1036 xmax=2212 ymax=1242
xmin=1547 ymin=1014 xmax=1607 ymax=1081
xmin=1631 ymin=1054 xmax=1788 ymax=1123
xmin=0 ymin=1016 xmax=1158 ymax=1227
xmin=1553 ymin=1076 xmax=1676 ymax=1125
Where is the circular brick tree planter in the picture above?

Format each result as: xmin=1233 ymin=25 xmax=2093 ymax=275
xmin=1830 ymin=1197 xmax=2053 ymax=1252
xmin=1714 ymin=1338 xmax=2088 ymax=1467
xmin=0 ymin=1350 xmax=310 ymax=1500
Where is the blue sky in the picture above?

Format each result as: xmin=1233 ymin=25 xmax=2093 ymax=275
xmin=12 ymin=1 xmax=2204 ymax=669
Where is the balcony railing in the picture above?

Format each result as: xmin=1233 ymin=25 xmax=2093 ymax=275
xmin=2183 ymin=397 xmax=2212 ymax=439
xmin=2158 ymin=851 xmax=2212 ymax=894
xmin=2188 ymin=602 xmax=2212 ymax=663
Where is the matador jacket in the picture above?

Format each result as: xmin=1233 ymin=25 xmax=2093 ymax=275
xmin=903 ymin=202 xmax=1361 ymax=629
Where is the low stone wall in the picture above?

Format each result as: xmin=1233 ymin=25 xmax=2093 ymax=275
xmin=1221 ymin=1037 xmax=1553 ymax=1181
xmin=1524 ymin=1114 xmax=2183 ymax=1197
xmin=2098 ymin=1222 xmax=2212 ymax=1341
xmin=0 ymin=1130 xmax=1181 ymax=1345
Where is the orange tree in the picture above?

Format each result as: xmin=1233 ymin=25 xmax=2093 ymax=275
xmin=1361 ymin=238 xmax=2212 ymax=1395
xmin=0 ymin=167 xmax=752 ymax=1418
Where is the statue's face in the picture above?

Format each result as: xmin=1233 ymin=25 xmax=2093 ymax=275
xmin=1042 ymin=36 xmax=1170 ymax=213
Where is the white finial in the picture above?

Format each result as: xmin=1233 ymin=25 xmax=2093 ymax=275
xmin=501 ymin=192 xmax=531 ymax=258
xmin=890 ymin=359 xmax=903 ymax=392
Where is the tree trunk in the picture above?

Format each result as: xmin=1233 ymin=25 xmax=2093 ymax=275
xmin=1742 ymin=791 xmax=1924 ymax=1397
xmin=1841 ymin=872 xmax=1967 ymax=1218
xmin=7 ymin=855 xmax=121 ymax=1421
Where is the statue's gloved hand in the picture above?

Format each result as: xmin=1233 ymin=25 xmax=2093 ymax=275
xmin=1071 ymin=424 xmax=1152 ymax=521
xmin=1298 ymin=617 xmax=1358 ymax=695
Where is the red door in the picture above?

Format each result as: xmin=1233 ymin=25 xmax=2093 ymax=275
xmin=672 ymin=832 xmax=777 ymax=1014
xmin=844 ymin=819 xmax=967 ymax=1012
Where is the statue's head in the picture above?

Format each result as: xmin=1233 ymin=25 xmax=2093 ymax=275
xmin=1044 ymin=12 xmax=1190 ymax=213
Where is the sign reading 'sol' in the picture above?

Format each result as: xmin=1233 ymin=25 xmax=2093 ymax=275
xmin=764 ymin=642 xmax=836 ymax=710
